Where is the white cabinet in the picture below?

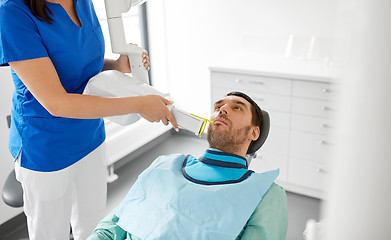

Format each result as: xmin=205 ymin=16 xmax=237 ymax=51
xmin=210 ymin=69 xmax=334 ymax=199
xmin=249 ymin=152 xmax=289 ymax=182
xmin=211 ymin=71 xmax=292 ymax=95
xmin=289 ymin=131 xmax=331 ymax=163
xmin=288 ymin=158 xmax=330 ymax=191
xmin=292 ymin=81 xmax=332 ymax=100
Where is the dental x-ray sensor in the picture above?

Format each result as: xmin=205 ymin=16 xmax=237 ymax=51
xmin=84 ymin=0 xmax=212 ymax=136
xmin=84 ymin=71 xmax=208 ymax=136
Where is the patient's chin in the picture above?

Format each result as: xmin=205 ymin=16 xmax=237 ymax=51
xmin=207 ymin=125 xmax=251 ymax=151
xmin=207 ymin=129 xmax=231 ymax=150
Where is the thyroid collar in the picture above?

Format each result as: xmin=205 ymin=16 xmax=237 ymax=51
xmin=182 ymin=149 xmax=254 ymax=185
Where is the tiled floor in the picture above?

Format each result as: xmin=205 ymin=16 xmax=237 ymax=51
xmin=2 ymin=131 xmax=321 ymax=240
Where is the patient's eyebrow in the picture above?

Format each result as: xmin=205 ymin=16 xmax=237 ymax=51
xmin=214 ymin=99 xmax=223 ymax=106
xmin=232 ymin=100 xmax=249 ymax=109
xmin=214 ymin=99 xmax=250 ymax=110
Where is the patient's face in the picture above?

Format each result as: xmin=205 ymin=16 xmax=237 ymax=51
xmin=207 ymin=95 xmax=254 ymax=152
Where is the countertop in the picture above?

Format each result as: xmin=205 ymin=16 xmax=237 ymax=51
xmin=209 ymin=53 xmax=337 ymax=83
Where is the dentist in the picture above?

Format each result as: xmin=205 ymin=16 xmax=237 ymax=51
xmin=0 ymin=0 xmax=178 ymax=239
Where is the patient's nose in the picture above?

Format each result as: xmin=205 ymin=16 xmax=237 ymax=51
xmin=219 ymin=104 xmax=229 ymax=115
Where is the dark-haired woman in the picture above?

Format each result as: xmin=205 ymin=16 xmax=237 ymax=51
xmin=0 ymin=0 xmax=178 ymax=239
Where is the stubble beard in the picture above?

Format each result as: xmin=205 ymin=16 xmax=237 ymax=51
xmin=207 ymin=124 xmax=251 ymax=154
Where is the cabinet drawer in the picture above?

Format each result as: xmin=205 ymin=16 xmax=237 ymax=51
xmin=249 ymin=152 xmax=288 ymax=181
xmin=291 ymin=114 xmax=334 ymax=135
xmin=289 ymin=130 xmax=332 ymax=163
xmin=291 ymin=98 xmax=333 ymax=118
xmin=211 ymin=72 xmax=292 ymax=96
xmin=288 ymin=158 xmax=329 ymax=191
xmin=292 ymin=81 xmax=332 ymax=100
xmin=262 ymin=127 xmax=290 ymax=156
xmin=212 ymin=87 xmax=291 ymax=112
xmin=268 ymin=111 xmax=290 ymax=129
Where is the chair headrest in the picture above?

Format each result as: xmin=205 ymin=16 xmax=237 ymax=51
xmin=246 ymin=110 xmax=270 ymax=156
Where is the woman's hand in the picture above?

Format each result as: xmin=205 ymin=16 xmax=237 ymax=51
xmin=138 ymin=95 xmax=179 ymax=132
xmin=115 ymin=50 xmax=150 ymax=73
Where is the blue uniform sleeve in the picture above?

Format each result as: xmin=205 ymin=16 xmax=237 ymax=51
xmin=0 ymin=2 xmax=48 ymax=66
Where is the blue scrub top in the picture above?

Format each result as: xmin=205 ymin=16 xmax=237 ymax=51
xmin=0 ymin=0 xmax=106 ymax=171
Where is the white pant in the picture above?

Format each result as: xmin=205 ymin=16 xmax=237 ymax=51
xmin=14 ymin=143 xmax=108 ymax=240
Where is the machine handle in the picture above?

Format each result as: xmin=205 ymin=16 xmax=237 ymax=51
xmin=126 ymin=44 xmax=150 ymax=85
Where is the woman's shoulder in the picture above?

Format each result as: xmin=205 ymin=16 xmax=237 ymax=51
xmin=1 ymin=0 xmax=25 ymax=8
xmin=0 ymin=0 xmax=39 ymax=28
xmin=0 ymin=0 xmax=31 ymax=16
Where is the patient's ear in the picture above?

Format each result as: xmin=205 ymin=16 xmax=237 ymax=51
xmin=249 ymin=126 xmax=260 ymax=141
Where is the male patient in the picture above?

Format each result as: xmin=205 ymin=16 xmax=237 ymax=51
xmin=88 ymin=91 xmax=288 ymax=240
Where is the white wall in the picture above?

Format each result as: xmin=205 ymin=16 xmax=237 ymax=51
xmin=0 ymin=67 xmax=22 ymax=225
xmin=324 ymin=0 xmax=391 ymax=238
xmin=148 ymin=0 xmax=338 ymax=116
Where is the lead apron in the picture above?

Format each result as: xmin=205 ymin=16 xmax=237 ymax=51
xmin=116 ymin=151 xmax=279 ymax=240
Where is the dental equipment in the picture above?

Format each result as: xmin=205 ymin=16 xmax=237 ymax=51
xmin=84 ymin=0 xmax=212 ymax=136
xmin=84 ymin=70 xmax=213 ymax=137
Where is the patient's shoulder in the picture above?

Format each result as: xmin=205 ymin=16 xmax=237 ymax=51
xmin=266 ymin=183 xmax=286 ymax=198
xmin=250 ymin=183 xmax=288 ymax=221
xmin=254 ymin=183 xmax=287 ymax=212
xmin=262 ymin=183 xmax=287 ymax=205
xmin=244 ymin=183 xmax=288 ymax=239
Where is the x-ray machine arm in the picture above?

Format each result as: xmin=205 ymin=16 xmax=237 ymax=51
xmin=104 ymin=0 xmax=149 ymax=84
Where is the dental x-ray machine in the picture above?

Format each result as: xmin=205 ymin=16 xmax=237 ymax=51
xmin=84 ymin=0 xmax=210 ymax=137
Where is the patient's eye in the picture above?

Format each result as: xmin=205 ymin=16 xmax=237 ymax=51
xmin=233 ymin=105 xmax=241 ymax=110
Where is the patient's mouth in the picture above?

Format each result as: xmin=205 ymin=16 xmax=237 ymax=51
xmin=214 ymin=117 xmax=229 ymax=125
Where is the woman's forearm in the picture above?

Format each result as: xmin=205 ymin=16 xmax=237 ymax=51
xmin=48 ymin=93 xmax=144 ymax=119
xmin=48 ymin=93 xmax=178 ymax=130
xmin=7 ymin=57 xmax=178 ymax=127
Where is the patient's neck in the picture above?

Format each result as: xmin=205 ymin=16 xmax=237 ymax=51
xmin=211 ymin=145 xmax=247 ymax=158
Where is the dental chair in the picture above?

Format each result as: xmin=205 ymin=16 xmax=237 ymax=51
xmin=246 ymin=110 xmax=270 ymax=160
xmin=2 ymin=115 xmax=23 ymax=209
xmin=1 ymin=115 xmax=26 ymax=239
xmin=2 ymin=169 xmax=23 ymax=208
